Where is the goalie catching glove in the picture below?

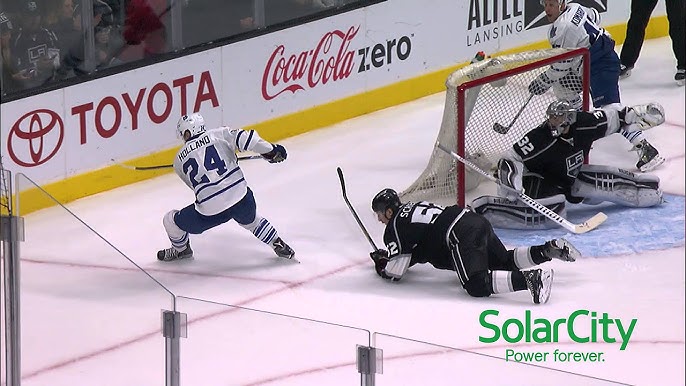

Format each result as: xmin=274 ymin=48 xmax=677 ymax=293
xmin=619 ymin=103 xmax=665 ymax=131
xmin=370 ymin=249 xmax=397 ymax=281
xmin=261 ymin=144 xmax=287 ymax=163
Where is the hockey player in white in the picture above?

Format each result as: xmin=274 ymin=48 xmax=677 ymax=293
xmin=157 ymin=113 xmax=295 ymax=261
xmin=529 ymin=0 xmax=664 ymax=172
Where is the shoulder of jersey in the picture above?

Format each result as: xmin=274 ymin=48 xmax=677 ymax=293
xmin=528 ymin=125 xmax=555 ymax=145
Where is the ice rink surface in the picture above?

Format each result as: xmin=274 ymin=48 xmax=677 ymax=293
xmin=4 ymin=38 xmax=685 ymax=385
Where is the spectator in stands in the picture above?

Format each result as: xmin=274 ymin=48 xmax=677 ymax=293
xmin=44 ymin=0 xmax=74 ymax=38
xmin=11 ymin=1 xmax=60 ymax=90
xmin=1 ymin=11 xmax=22 ymax=95
xmin=121 ymin=0 xmax=167 ymax=60
xmin=60 ymin=0 xmax=120 ymax=77
xmin=95 ymin=23 xmax=124 ymax=69
xmin=101 ymin=0 xmax=126 ymax=28
xmin=53 ymin=0 xmax=83 ymax=79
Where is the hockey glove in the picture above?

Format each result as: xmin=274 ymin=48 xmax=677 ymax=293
xmin=262 ymin=144 xmax=287 ymax=163
xmin=370 ymin=249 xmax=395 ymax=280
xmin=528 ymin=73 xmax=553 ymax=96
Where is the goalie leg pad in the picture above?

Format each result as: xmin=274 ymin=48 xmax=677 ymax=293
xmin=571 ymin=164 xmax=663 ymax=207
xmin=470 ymin=194 xmax=567 ymax=230
xmin=622 ymin=103 xmax=665 ymax=131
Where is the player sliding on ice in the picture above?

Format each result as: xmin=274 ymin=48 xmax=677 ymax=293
xmin=156 ymin=113 xmax=295 ymax=261
xmin=471 ymin=100 xmax=665 ymax=230
xmin=369 ymin=188 xmax=580 ymax=304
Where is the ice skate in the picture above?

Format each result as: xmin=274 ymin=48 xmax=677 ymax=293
xmin=544 ymin=238 xmax=580 ymax=262
xmin=676 ymin=69 xmax=685 ymax=86
xmin=632 ymin=139 xmax=665 ymax=172
xmin=157 ymin=243 xmax=193 ymax=262
xmin=619 ymin=64 xmax=632 ymax=79
xmin=272 ymin=237 xmax=296 ymax=260
xmin=524 ymin=268 xmax=554 ymax=304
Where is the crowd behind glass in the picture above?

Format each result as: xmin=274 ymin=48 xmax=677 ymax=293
xmin=0 ymin=0 xmax=366 ymax=99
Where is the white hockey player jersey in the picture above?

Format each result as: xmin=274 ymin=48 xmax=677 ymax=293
xmin=548 ymin=3 xmax=603 ymax=50
xmin=545 ymin=3 xmax=610 ymax=82
xmin=172 ymin=127 xmax=274 ymax=216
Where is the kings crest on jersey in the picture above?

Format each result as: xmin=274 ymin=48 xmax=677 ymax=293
xmin=173 ymin=127 xmax=273 ymax=216
xmin=511 ymin=110 xmax=608 ymax=191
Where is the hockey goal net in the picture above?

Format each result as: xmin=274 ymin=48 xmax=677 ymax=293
xmin=400 ymin=47 xmax=590 ymax=207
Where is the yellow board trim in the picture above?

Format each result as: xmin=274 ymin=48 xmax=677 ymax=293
xmin=15 ymin=16 xmax=669 ymax=215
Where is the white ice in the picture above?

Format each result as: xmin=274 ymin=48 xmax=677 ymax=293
xmin=4 ymin=38 xmax=684 ymax=386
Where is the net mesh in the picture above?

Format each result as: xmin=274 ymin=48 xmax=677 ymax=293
xmin=400 ymin=48 xmax=588 ymax=207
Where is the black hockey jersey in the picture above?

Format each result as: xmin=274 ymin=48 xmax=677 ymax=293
xmin=12 ymin=28 xmax=59 ymax=70
xmin=511 ymin=110 xmax=610 ymax=191
xmin=381 ymin=202 xmax=469 ymax=279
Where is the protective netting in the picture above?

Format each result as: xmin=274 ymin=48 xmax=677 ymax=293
xmin=400 ymin=48 xmax=588 ymax=207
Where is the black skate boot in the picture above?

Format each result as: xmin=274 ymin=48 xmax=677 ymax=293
xmin=157 ymin=243 xmax=193 ymax=262
xmin=524 ymin=269 xmax=554 ymax=304
xmin=619 ymin=64 xmax=632 ymax=79
xmin=272 ymin=237 xmax=295 ymax=259
xmin=543 ymin=238 xmax=580 ymax=262
xmin=633 ymin=139 xmax=664 ymax=172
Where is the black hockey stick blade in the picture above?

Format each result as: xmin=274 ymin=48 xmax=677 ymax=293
xmin=337 ymin=167 xmax=378 ymax=250
xmin=493 ymin=122 xmax=509 ymax=134
xmin=113 ymin=155 xmax=263 ymax=171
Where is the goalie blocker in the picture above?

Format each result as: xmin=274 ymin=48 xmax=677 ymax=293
xmin=471 ymin=164 xmax=663 ymax=230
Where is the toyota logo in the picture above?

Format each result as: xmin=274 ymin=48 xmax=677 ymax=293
xmin=7 ymin=109 xmax=64 ymax=167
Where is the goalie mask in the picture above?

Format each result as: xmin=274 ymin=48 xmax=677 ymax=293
xmin=372 ymin=188 xmax=401 ymax=214
xmin=177 ymin=113 xmax=206 ymax=140
xmin=546 ymin=100 xmax=577 ymax=137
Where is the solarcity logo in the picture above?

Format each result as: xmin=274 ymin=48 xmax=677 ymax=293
xmin=479 ymin=309 xmax=637 ymax=362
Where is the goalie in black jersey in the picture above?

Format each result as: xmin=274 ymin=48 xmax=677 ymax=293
xmin=471 ymin=100 xmax=665 ymax=230
xmin=369 ymin=188 xmax=580 ymax=304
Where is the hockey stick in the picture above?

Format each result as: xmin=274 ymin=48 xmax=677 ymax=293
xmin=336 ymin=167 xmax=379 ymax=250
xmin=493 ymin=94 xmax=534 ymax=134
xmin=436 ymin=143 xmax=607 ymax=234
xmin=113 ymin=155 xmax=263 ymax=170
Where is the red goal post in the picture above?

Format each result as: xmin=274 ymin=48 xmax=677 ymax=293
xmin=400 ymin=47 xmax=590 ymax=207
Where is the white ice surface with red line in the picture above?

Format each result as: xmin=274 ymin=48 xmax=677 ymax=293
xmin=3 ymin=38 xmax=684 ymax=386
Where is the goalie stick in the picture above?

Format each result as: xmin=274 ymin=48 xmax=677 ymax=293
xmin=493 ymin=94 xmax=533 ymax=134
xmin=436 ymin=143 xmax=607 ymax=234
xmin=113 ymin=155 xmax=263 ymax=170
xmin=336 ymin=167 xmax=379 ymax=250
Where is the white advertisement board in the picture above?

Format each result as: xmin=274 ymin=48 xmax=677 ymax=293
xmin=1 ymin=0 xmax=645 ymax=187
xmin=2 ymin=50 xmax=225 ymax=184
